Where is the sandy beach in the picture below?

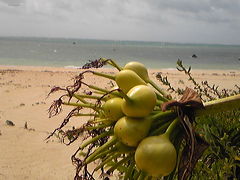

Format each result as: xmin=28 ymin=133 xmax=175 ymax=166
xmin=0 ymin=65 xmax=240 ymax=180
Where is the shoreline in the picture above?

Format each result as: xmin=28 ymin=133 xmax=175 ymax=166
xmin=1 ymin=64 xmax=240 ymax=73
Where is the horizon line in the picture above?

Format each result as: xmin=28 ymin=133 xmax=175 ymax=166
xmin=0 ymin=35 xmax=240 ymax=47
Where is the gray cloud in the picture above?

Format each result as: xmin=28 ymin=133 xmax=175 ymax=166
xmin=0 ymin=0 xmax=24 ymax=6
xmin=0 ymin=0 xmax=240 ymax=44
xmin=137 ymin=0 xmax=240 ymax=25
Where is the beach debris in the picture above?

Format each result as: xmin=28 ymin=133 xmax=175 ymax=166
xmin=0 ymin=130 xmax=2 ymax=136
xmin=20 ymin=103 xmax=25 ymax=107
xmin=81 ymin=58 xmax=108 ymax=69
xmin=5 ymin=120 xmax=15 ymax=126
xmin=24 ymin=122 xmax=35 ymax=131
xmin=192 ymin=54 xmax=197 ymax=58
xmin=24 ymin=122 xmax=28 ymax=129
xmin=178 ymin=79 xmax=185 ymax=84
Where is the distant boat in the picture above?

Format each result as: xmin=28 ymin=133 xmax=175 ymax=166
xmin=192 ymin=54 xmax=197 ymax=58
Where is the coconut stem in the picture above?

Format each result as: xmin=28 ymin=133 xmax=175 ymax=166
xmin=107 ymin=154 xmax=133 ymax=174
xmin=149 ymin=79 xmax=169 ymax=101
xmin=74 ymin=93 xmax=107 ymax=101
xmin=165 ymin=118 xmax=180 ymax=138
xmin=90 ymin=146 xmax=117 ymax=163
xmin=105 ymin=59 xmax=123 ymax=71
xmin=85 ymin=136 xmax=117 ymax=164
xmin=138 ymin=171 xmax=147 ymax=180
xmin=150 ymin=120 xmax=172 ymax=136
xmin=92 ymin=71 xmax=115 ymax=80
xmin=196 ymin=94 xmax=240 ymax=117
xmin=124 ymin=161 xmax=135 ymax=180
xmin=62 ymin=101 xmax=97 ymax=108
xmin=85 ymin=122 xmax=114 ymax=130
xmin=62 ymin=101 xmax=101 ymax=112
xmin=151 ymin=110 xmax=175 ymax=121
xmin=86 ymin=84 xmax=110 ymax=93
xmin=86 ymin=84 xmax=120 ymax=97
xmin=151 ymin=111 xmax=177 ymax=128
xmin=74 ymin=113 xmax=96 ymax=117
xmin=80 ymin=130 xmax=113 ymax=149
xmin=72 ymin=94 xmax=88 ymax=104
xmin=94 ymin=152 xmax=121 ymax=171
xmin=153 ymin=94 xmax=240 ymax=120
xmin=133 ymin=170 xmax=141 ymax=180
xmin=90 ymin=118 xmax=111 ymax=124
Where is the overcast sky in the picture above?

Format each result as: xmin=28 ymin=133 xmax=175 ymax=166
xmin=0 ymin=0 xmax=240 ymax=44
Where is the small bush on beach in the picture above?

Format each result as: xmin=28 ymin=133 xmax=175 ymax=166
xmin=190 ymin=111 xmax=240 ymax=180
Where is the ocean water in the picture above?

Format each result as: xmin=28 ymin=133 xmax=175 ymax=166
xmin=0 ymin=37 xmax=240 ymax=70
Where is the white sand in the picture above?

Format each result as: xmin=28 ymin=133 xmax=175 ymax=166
xmin=0 ymin=65 xmax=239 ymax=179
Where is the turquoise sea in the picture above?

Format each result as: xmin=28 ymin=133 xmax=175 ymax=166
xmin=0 ymin=37 xmax=240 ymax=70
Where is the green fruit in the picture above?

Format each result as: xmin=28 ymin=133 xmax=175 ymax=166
xmin=135 ymin=134 xmax=177 ymax=177
xmin=102 ymin=97 xmax=124 ymax=121
xmin=115 ymin=69 xmax=146 ymax=93
xmin=121 ymin=85 xmax=156 ymax=117
xmin=114 ymin=116 xmax=152 ymax=147
xmin=124 ymin=61 xmax=168 ymax=101
xmin=124 ymin=61 xmax=149 ymax=82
